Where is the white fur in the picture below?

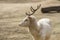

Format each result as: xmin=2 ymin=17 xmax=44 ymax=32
xmin=19 ymin=15 xmax=52 ymax=40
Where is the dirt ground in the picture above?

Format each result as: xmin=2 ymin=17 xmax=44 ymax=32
xmin=0 ymin=0 xmax=60 ymax=40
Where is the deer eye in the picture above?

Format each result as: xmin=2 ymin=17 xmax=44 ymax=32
xmin=25 ymin=19 xmax=28 ymax=21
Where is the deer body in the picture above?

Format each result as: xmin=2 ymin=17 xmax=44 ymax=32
xmin=19 ymin=4 xmax=52 ymax=40
xmin=19 ymin=16 xmax=52 ymax=40
xmin=37 ymin=18 xmax=52 ymax=40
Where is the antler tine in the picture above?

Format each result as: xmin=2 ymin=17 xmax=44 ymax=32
xmin=30 ymin=4 xmax=41 ymax=12
xmin=30 ymin=4 xmax=41 ymax=15
xmin=25 ymin=12 xmax=31 ymax=16
xmin=35 ymin=4 xmax=41 ymax=11
xmin=30 ymin=6 xmax=37 ymax=15
xmin=26 ymin=4 xmax=41 ymax=16
xmin=30 ymin=6 xmax=35 ymax=12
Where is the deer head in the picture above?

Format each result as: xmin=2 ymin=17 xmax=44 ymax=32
xmin=19 ymin=4 xmax=41 ymax=27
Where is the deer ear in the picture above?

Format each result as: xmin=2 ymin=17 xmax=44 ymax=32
xmin=28 ymin=16 xmax=31 ymax=19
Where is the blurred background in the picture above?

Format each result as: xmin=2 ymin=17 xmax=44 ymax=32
xmin=0 ymin=0 xmax=60 ymax=40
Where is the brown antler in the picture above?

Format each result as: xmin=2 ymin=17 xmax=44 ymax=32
xmin=26 ymin=4 xmax=41 ymax=16
xmin=25 ymin=12 xmax=31 ymax=16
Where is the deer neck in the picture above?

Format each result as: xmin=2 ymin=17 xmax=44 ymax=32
xmin=29 ymin=18 xmax=38 ymax=32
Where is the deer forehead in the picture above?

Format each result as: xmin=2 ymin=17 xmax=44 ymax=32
xmin=29 ymin=15 xmax=36 ymax=19
xmin=23 ymin=15 xmax=36 ymax=21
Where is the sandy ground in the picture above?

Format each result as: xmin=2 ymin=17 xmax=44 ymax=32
xmin=0 ymin=0 xmax=60 ymax=40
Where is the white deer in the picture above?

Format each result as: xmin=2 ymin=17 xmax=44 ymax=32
xmin=19 ymin=4 xmax=52 ymax=40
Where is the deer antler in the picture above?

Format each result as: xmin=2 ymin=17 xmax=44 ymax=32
xmin=26 ymin=4 xmax=41 ymax=16
xmin=25 ymin=12 xmax=31 ymax=16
